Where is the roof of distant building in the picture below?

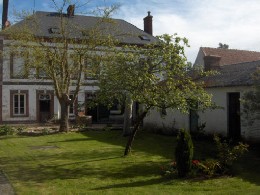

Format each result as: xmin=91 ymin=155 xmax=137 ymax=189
xmin=201 ymin=47 xmax=260 ymax=66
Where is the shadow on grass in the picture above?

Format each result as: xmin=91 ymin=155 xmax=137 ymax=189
xmin=0 ymin=150 xmax=163 ymax=183
xmin=232 ymin=145 xmax=260 ymax=186
xmin=79 ymin=130 xmax=175 ymax=159
xmin=93 ymin=177 xmax=166 ymax=190
xmin=48 ymin=137 xmax=94 ymax=143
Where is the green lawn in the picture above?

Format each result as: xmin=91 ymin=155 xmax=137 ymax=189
xmin=0 ymin=130 xmax=259 ymax=194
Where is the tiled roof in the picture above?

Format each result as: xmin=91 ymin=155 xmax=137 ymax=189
xmin=4 ymin=11 xmax=158 ymax=45
xmin=202 ymin=60 xmax=260 ymax=87
xmin=201 ymin=47 xmax=260 ymax=66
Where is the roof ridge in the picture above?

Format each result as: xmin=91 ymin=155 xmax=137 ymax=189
xmin=201 ymin=47 xmax=260 ymax=53
xmin=35 ymin=10 xmax=128 ymax=23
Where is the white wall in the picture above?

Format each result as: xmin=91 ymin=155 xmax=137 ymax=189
xmin=144 ymin=108 xmax=189 ymax=133
xmin=144 ymin=86 xmax=260 ymax=141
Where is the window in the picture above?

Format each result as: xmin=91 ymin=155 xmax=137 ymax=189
xmin=10 ymin=52 xmax=30 ymax=79
xmin=69 ymin=54 xmax=82 ymax=80
xmin=139 ymin=35 xmax=150 ymax=41
xmin=14 ymin=94 xmax=25 ymax=115
xmin=10 ymin=90 xmax=29 ymax=117
xmin=69 ymin=95 xmax=74 ymax=115
xmin=36 ymin=58 xmax=50 ymax=79
xmin=49 ymin=27 xmax=60 ymax=34
xmin=84 ymin=58 xmax=99 ymax=80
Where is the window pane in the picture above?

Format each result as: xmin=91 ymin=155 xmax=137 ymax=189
xmin=20 ymin=108 xmax=25 ymax=114
xmin=14 ymin=108 xmax=19 ymax=114
xmin=69 ymin=106 xmax=74 ymax=114
xmin=20 ymin=95 xmax=24 ymax=103
xmin=14 ymin=95 xmax=18 ymax=103
xmin=69 ymin=95 xmax=74 ymax=114
xmin=20 ymin=100 xmax=24 ymax=108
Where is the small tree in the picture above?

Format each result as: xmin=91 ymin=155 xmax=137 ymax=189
xmin=175 ymin=129 xmax=194 ymax=178
xmin=95 ymin=34 xmax=214 ymax=155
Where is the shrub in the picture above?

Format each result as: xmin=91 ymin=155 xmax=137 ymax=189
xmin=0 ymin=125 xmax=16 ymax=136
xmin=16 ymin=126 xmax=27 ymax=135
xmin=214 ymin=135 xmax=249 ymax=173
xmin=160 ymin=161 xmax=177 ymax=179
xmin=175 ymin=129 xmax=194 ymax=177
xmin=197 ymin=159 xmax=221 ymax=177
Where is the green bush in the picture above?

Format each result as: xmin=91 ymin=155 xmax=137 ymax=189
xmin=214 ymin=135 xmax=248 ymax=173
xmin=0 ymin=125 xmax=16 ymax=136
xmin=196 ymin=159 xmax=221 ymax=177
xmin=175 ymin=129 xmax=194 ymax=177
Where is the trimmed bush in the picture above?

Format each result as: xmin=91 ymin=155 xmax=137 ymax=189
xmin=175 ymin=129 xmax=194 ymax=177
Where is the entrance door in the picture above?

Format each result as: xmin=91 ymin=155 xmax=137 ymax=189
xmin=39 ymin=100 xmax=51 ymax=122
xmin=228 ymin=92 xmax=241 ymax=140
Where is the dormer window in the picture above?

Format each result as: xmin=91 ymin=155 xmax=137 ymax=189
xmin=49 ymin=27 xmax=60 ymax=34
xmin=139 ymin=35 xmax=150 ymax=41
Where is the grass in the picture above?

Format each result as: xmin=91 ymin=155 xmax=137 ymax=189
xmin=0 ymin=130 xmax=259 ymax=194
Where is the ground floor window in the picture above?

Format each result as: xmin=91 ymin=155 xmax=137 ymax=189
xmin=10 ymin=90 xmax=29 ymax=117
xmin=14 ymin=94 xmax=25 ymax=115
xmin=69 ymin=94 xmax=74 ymax=115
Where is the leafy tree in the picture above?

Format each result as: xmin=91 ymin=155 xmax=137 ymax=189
xmin=95 ymin=34 xmax=214 ymax=155
xmin=242 ymin=70 xmax=260 ymax=125
xmin=218 ymin=43 xmax=229 ymax=49
xmin=2 ymin=0 xmax=118 ymax=132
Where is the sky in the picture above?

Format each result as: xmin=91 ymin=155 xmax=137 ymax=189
xmin=1 ymin=0 xmax=260 ymax=63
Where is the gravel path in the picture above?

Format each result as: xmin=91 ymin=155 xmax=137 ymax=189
xmin=0 ymin=171 xmax=15 ymax=195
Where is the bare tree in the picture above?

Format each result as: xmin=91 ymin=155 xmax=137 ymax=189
xmin=2 ymin=0 xmax=119 ymax=132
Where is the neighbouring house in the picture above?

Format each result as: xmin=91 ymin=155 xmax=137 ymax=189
xmin=144 ymin=47 xmax=260 ymax=142
xmin=0 ymin=6 xmax=157 ymax=124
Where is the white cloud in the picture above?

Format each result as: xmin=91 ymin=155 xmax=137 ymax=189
xmin=116 ymin=0 xmax=260 ymax=63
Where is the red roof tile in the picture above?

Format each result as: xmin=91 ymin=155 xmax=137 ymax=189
xmin=201 ymin=47 xmax=260 ymax=66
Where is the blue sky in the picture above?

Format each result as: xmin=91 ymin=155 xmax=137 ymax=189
xmin=1 ymin=0 xmax=260 ymax=63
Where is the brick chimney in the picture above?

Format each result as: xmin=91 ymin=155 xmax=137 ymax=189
xmin=67 ymin=4 xmax=75 ymax=17
xmin=144 ymin=11 xmax=153 ymax=35
xmin=2 ymin=0 xmax=9 ymax=30
xmin=204 ymin=55 xmax=221 ymax=71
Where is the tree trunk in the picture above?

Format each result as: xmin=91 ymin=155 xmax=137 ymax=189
xmin=124 ymin=110 xmax=148 ymax=156
xmin=123 ymin=96 xmax=133 ymax=136
xmin=59 ymin=99 xmax=70 ymax=132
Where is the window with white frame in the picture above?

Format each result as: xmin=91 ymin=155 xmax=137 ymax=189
xmin=10 ymin=90 xmax=29 ymax=117
xmin=13 ymin=93 xmax=26 ymax=115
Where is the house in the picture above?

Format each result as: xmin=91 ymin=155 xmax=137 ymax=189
xmin=0 ymin=6 xmax=156 ymax=124
xmin=144 ymin=47 xmax=260 ymax=142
